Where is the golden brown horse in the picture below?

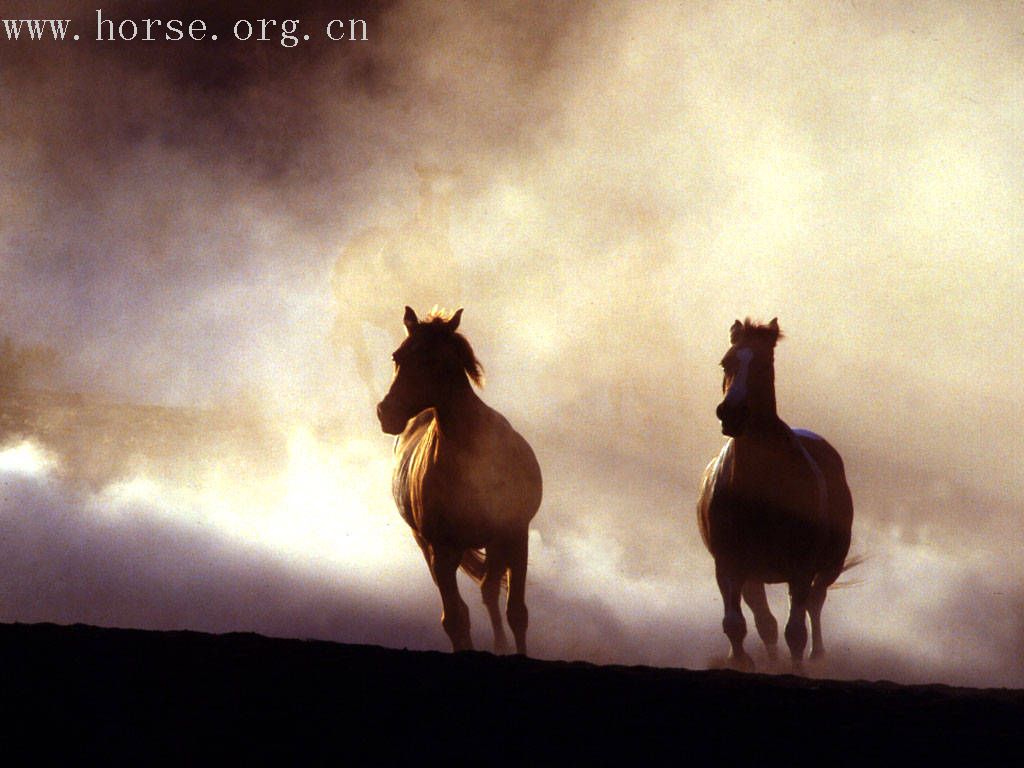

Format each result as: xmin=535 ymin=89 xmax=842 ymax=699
xmin=377 ymin=307 xmax=542 ymax=654
xmin=697 ymin=318 xmax=854 ymax=670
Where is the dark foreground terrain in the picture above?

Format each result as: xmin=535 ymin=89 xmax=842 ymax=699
xmin=0 ymin=623 xmax=1020 ymax=764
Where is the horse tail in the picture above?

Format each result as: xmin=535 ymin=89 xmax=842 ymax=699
xmin=829 ymin=553 xmax=867 ymax=589
xmin=459 ymin=548 xmax=487 ymax=584
xmin=842 ymin=554 xmax=866 ymax=573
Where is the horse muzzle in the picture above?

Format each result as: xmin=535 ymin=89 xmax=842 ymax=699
xmin=716 ymin=402 xmax=749 ymax=437
xmin=376 ymin=400 xmax=408 ymax=435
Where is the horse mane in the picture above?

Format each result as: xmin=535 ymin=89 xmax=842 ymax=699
xmin=730 ymin=317 xmax=784 ymax=348
xmin=422 ymin=307 xmax=485 ymax=387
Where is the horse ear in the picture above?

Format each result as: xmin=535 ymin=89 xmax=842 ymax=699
xmin=403 ymin=306 xmax=418 ymax=335
xmin=769 ymin=317 xmax=779 ymax=330
xmin=730 ymin=319 xmax=743 ymax=343
xmin=447 ymin=308 xmax=463 ymax=332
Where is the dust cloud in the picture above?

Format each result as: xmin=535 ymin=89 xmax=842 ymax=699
xmin=0 ymin=1 xmax=1021 ymax=686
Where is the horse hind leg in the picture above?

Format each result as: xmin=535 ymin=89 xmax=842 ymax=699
xmin=742 ymin=580 xmax=778 ymax=664
xmin=506 ymin=531 xmax=530 ymax=656
xmin=785 ymin=578 xmax=812 ymax=669
xmin=481 ymin=546 xmax=510 ymax=654
xmin=430 ymin=544 xmax=473 ymax=652
xmin=807 ymin=568 xmax=840 ymax=661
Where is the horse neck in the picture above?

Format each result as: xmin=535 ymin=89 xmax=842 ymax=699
xmin=433 ymin=375 xmax=486 ymax=444
xmin=739 ymin=362 xmax=780 ymax=441
xmin=730 ymin=414 xmax=829 ymax=517
xmin=731 ymin=413 xmax=792 ymax=468
xmin=755 ymin=363 xmax=778 ymax=415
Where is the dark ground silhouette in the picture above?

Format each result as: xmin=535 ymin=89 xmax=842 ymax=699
xmin=0 ymin=622 xmax=1020 ymax=764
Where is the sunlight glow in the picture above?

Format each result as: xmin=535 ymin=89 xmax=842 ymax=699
xmin=0 ymin=440 xmax=58 ymax=477
xmin=88 ymin=424 xmax=421 ymax=583
xmin=268 ymin=426 xmax=411 ymax=568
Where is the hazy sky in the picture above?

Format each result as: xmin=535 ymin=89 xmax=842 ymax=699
xmin=0 ymin=1 xmax=1021 ymax=687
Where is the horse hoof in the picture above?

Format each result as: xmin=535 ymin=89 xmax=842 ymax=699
xmin=729 ymin=653 xmax=755 ymax=672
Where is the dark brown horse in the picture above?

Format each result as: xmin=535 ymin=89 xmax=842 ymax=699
xmin=697 ymin=318 xmax=854 ymax=669
xmin=377 ymin=307 xmax=542 ymax=654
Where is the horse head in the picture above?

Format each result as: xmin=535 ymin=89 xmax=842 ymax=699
xmin=376 ymin=306 xmax=484 ymax=435
xmin=716 ymin=317 xmax=783 ymax=437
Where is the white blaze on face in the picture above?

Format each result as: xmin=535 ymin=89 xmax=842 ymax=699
xmin=725 ymin=347 xmax=754 ymax=406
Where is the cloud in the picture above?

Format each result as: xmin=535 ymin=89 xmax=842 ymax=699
xmin=1 ymin=430 xmax=1020 ymax=688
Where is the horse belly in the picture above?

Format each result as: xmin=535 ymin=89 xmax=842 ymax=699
xmin=705 ymin=492 xmax=829 ymax=581
xmin=736 ymin=502 xmax=826 ymax=581
xmin=457 ymin=460 xmax=540 ymax=537
xmin=394 ymin=414 xmax=541 ymax=548
xmin=412 ymin=460 xmax=538 ymax=548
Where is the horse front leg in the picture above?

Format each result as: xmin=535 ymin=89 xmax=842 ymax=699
xmin=429 ymin=544 xmax=472 ymax=651
xmin=742 ymin=580 xmax=778 ymax=664
xmin=715 ymin=563 xmax=753 ymax=670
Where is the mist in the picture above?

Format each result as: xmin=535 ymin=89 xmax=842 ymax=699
xmin=1 ymin=1 xmax=1021 ymax=687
